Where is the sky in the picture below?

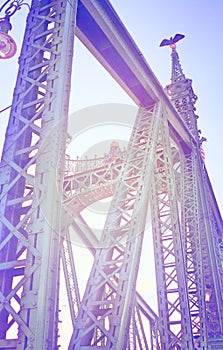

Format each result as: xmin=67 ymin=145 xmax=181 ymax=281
xmin=1 ymin=0 xmax=223 ymax=347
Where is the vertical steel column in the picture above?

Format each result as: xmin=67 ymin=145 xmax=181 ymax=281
xmin=180 ymin=149 xmax=208 ymax=349
xmin=69 ymin=103 xmax=163 ymax=349
xmin=0 ymin=0 xmax=77 ymax=348
xmin=182 ymin=147 xmax=223 ymax=348
xmin=197 ymin=165 xmax=223 ymax=341
xmin=150 ymin=106 xmax=194 ymax=349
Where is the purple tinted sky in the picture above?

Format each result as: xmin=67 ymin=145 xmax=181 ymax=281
xmin=0 ymin=0 xmax=223 ymax=209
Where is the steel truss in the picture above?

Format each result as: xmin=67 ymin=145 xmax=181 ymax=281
xmin=62 ymin=215 xmax=161 ymax=350
xmin=69 ymin=104 xmax=164 ymax=349
xmin=167 ymin=45 xmax=223 ymax=349
xmin=0 ymin=0 xmax=223 ymax=349
xmin=150 ymin=111 xmax=194 ymax=349
xmin=0 ymin=0 xmax=77 ymax=348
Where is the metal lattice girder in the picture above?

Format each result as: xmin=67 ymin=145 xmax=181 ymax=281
xmin=64 ymin=159 xmax=123 ymax=215
xmin=61 ymin=214 xmax=162 ymax=349
xmin=180 ymin=150 xmax=207 ymax=347
xmin=0 ymin=0 xmax=77 ymax=348
xmin=150 ymin=106 xmax=195 ymax=349
xmin=197 ymin=166 xmax=223 ymax=339
xmin=62 ymin=209 xmax=183 ymax=349
xmin=63 ymin=148 xmax=182 ymax=349
xmin=61 ymin=230 xmax=81 ymax=328
xmin=180 ymin=148 xmax=223 ymax=347
xmin=0 ymin=0 xmax=223 ymax=348
xmin=166 ymin=43 xmax=223 ymax=348
xmin=127 ymin=296 xmax=150 ymax=350
xmin=69 ymin=103 xmax=164 ymax=349
xmin=181 ymin=146 xmax=223 ymax=346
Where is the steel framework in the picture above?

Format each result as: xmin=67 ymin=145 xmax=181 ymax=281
xmin=0 ymin=0 xmax=223 ymax=349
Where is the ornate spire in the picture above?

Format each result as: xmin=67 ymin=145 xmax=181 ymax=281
xmin=160 ymin=33 xmax=185 ymax=83
xmin=170 ymin=47 xmax=185 ymax=83
xmin=160 ymin=35 xmax=203 ymax=141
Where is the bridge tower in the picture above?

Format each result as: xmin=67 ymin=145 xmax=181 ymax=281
xmin=162 ymin=41 xmax=223 ymax=349
xmin=0 ymin=1 xmax=223 ymax=350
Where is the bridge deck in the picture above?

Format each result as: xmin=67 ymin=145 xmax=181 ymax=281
xmin=77 ymin=0 xmax=193 ymax=147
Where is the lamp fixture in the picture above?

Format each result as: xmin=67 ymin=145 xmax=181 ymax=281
xmin=0 ymin=0 xmax=30 ymax=59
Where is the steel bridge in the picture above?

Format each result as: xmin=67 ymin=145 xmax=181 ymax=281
xmin=0 ymin=0 xmax=223 ymax=349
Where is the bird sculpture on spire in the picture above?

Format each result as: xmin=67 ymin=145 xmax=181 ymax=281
xmin=159 ymin=33 xmax=185 ymax=49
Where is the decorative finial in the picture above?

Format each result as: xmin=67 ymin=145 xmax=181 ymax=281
xmin=159 ymin=33 xmax=185 ymax=49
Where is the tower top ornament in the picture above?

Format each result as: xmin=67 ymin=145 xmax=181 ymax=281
xmin=159 ymin=33 xmax=185 ymax=49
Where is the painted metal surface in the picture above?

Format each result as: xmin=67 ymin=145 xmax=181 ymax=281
xmin=0 ymin=0 xmax=223 ymax=349
xmin=0 ymin=0 xmax=77 ymax=348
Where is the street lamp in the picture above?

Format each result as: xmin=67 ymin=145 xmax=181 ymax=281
xmin=0 ymin=0 xmax=30 ymax=59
